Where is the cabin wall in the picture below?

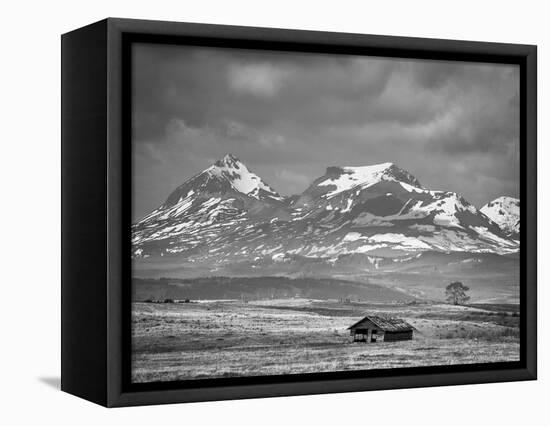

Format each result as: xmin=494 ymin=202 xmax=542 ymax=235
xmin=351 ymin=329 xmax=373 ymax=342
xmin=384 ymin=330 xmax=413 ymax=342
xmin=352 ymin=328 xmax=388 ymax=342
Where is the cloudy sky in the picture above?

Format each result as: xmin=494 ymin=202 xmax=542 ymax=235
xmin=132 ymin=43 xmax=519 ymax=222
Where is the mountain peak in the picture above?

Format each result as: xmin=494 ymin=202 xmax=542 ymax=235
xmin=204 ymin=154 xmax=283 ymax=202
xmin=480 ymin=196 xmax=519 ymax=238
xmin=486 ymin=196 xmax=519 ymax=206
xmin=214 ymin=153 xmax=242 ymax=168
xmin=482 ymin=196 xmax=519 ymax=212
xmin=350 ymin=161 xmax=393 ymax=169
xmin=157 ymin=154 xmax=284 ymax=211
xmin=317 ymin=162 xmax=422 ymax=198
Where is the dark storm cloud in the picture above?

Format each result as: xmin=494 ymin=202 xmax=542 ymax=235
xmin=132 ymin=43 xmax=519 ymax=221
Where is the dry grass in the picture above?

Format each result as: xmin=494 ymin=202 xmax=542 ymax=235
xmin=131 ymin=300 xmax=519 ymax=383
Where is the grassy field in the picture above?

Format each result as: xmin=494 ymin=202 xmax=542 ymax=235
xmin=131 ymin=299 xmax=519 ymax=383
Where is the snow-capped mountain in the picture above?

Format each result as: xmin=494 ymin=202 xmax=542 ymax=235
xmin=160 ymin=153 xmax=283 ymax=209
xmin=286 ymin=162 xmax=517 ymax=255
xmin=481 ymin=196 xmax=520 ymax=239
xmin=132 ymin=156 xmax=519 ymax=266
xmin=132 ymin=154 xmax=290 ymax=256
xmin=295 ymin=162 xmax=422 ymax=203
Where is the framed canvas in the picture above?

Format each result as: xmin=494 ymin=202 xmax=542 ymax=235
xmin=61 ymin=18 xmax=537 ymax=407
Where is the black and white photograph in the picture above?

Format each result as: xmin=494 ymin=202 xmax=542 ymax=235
xmin=130 ymin=43 xmax=521 ymax=384
xmin=1 ymin=0 xmax=546 ymax=420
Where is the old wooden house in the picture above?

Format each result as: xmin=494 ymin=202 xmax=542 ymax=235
xmin=348 ymin=315 xmax=414 ymax=343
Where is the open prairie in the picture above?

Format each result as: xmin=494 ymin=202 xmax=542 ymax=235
xmin=131 ymin=299 xmax=519 ymax=383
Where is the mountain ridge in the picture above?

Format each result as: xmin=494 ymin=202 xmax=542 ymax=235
xmin=132 ymin=154 xmax=519 ymax=266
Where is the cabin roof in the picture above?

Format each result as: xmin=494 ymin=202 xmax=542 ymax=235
xmin=348 ymin=315 xmax=414 ymax=332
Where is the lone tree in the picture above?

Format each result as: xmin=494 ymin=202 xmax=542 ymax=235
xmin=445 ymin=281 xmax=470 ymax=305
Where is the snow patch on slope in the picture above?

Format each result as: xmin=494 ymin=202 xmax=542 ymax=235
xmin=207 ymin=154 xmax=284 ymax=201
xmin=369 ymin=233 xmax=432 ymax=249
xmin=480 ymin=196 xmax=519 ymax=236
xmin=318 ymin=162 xmax=395 ymax=198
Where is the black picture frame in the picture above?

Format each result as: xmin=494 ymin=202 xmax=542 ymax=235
xmin=61 ymin=17 xmax=537 ymax=407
